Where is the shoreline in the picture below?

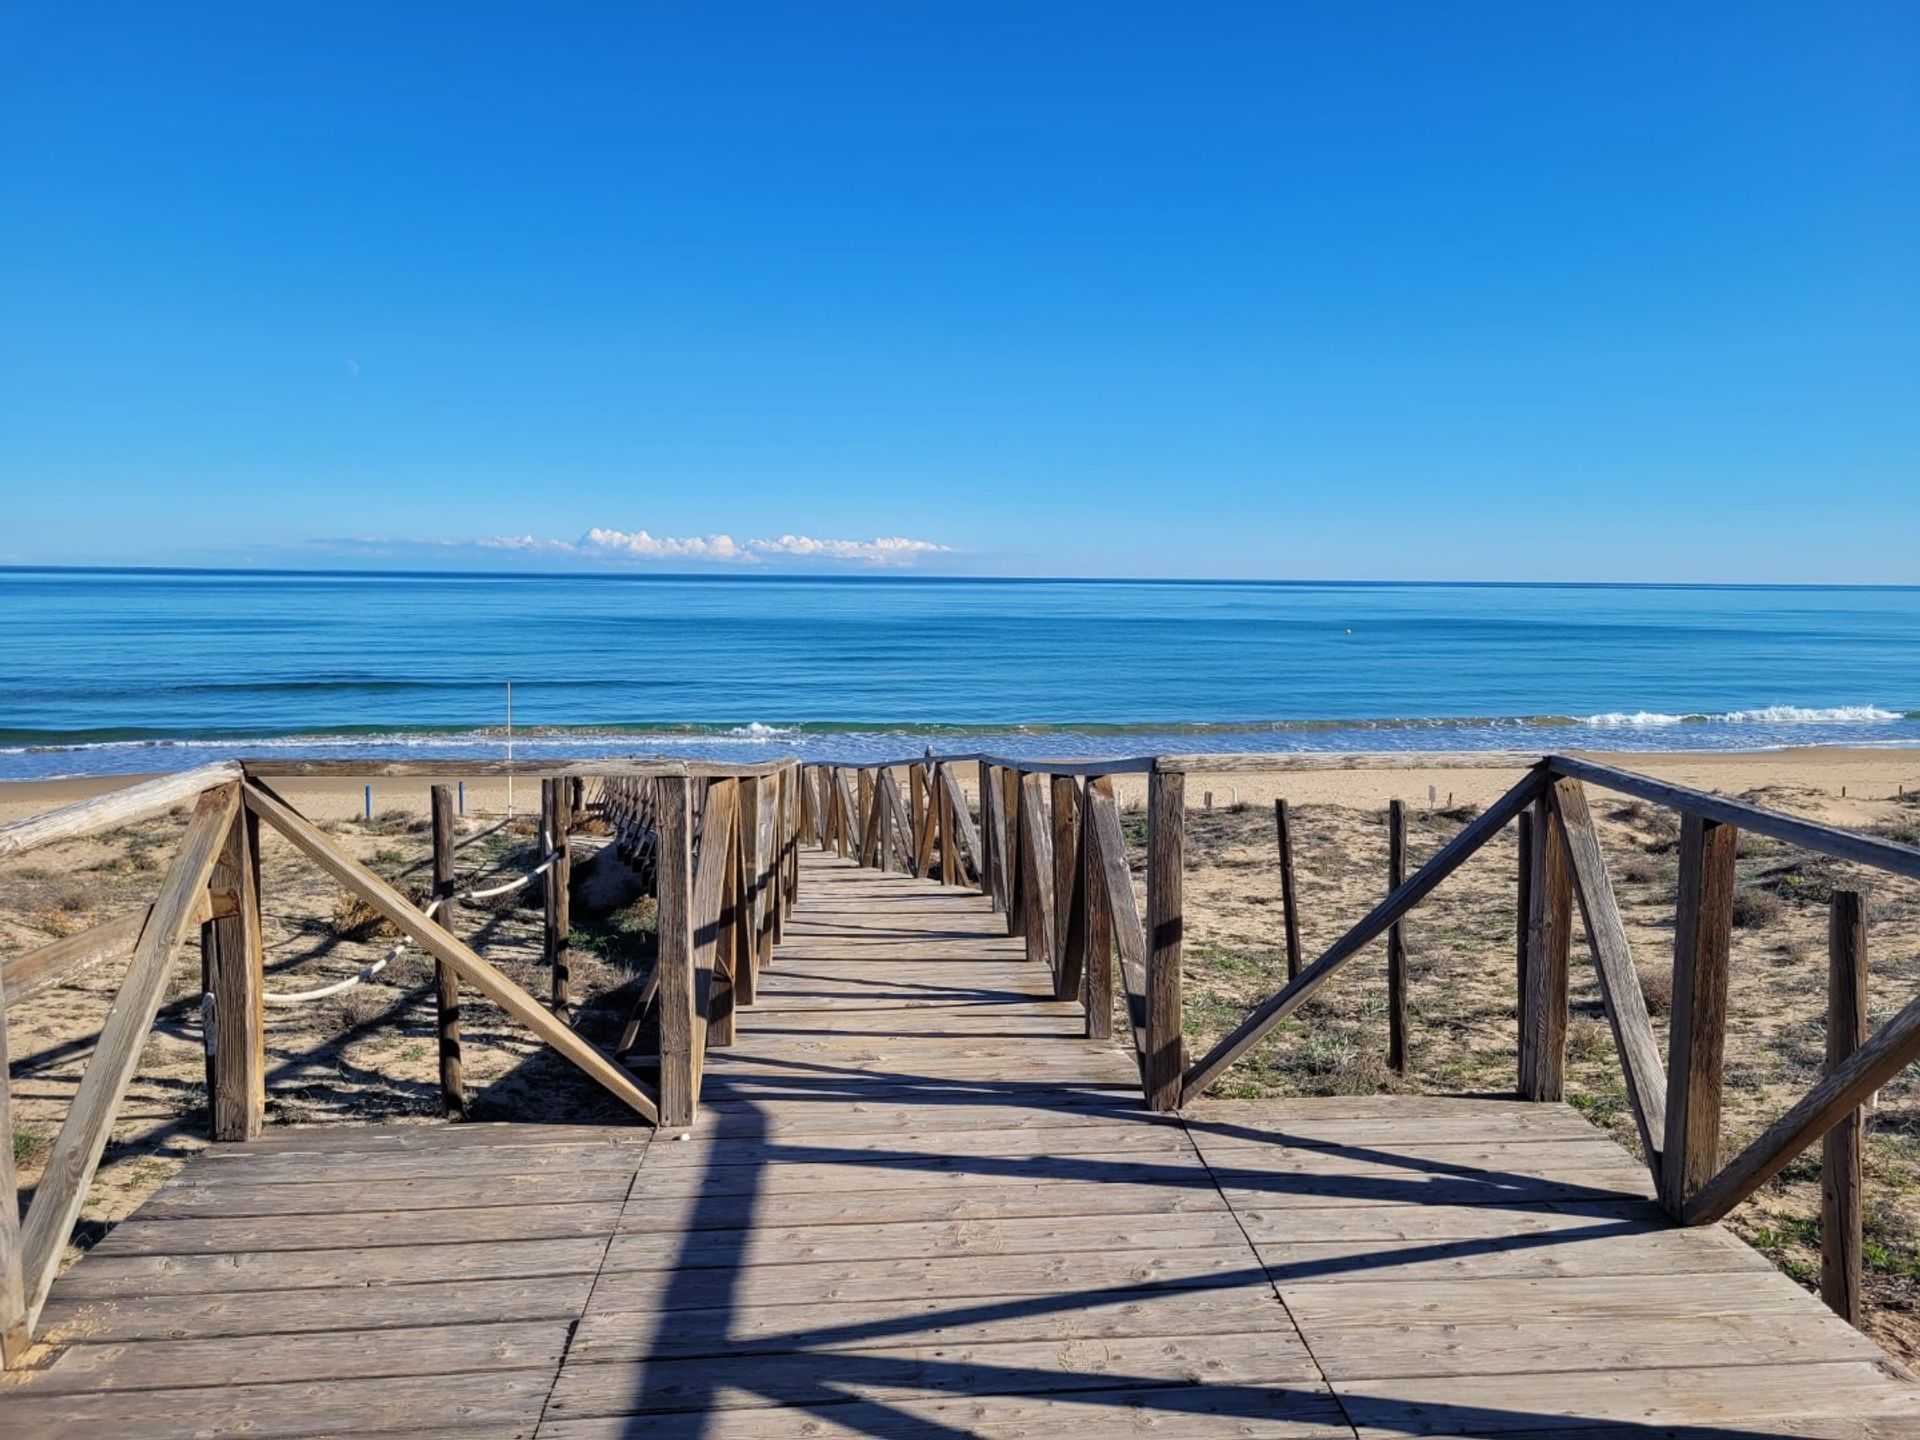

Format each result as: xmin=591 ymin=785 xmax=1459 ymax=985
xmin=5 ymin=744 xmax=1918 ymax=827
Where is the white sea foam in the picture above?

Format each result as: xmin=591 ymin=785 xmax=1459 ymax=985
xmin=1584 ymin=705 xmax=1902 ymax=728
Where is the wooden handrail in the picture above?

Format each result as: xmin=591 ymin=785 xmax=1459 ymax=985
xmin=0 ymin=761 xmax=243 ymax=859
xmin=1546 ymin=754 xmax=1920 ymax=881
xmin=2 ymin=908 xmax=151 ymax=1006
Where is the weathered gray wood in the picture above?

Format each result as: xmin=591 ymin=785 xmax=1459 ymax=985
xmin=1275 ymin=797 xmax=1302 ymax=980
xmin=1824 ymin=889 xmax=1867 ymax=1326
xmin=655 ymin=774 xmax=696 ymax=1127
xmin=243 ymin=780 xmax=658 ymax=1123
xmin=1549 ymin=753 xmax=1920 ymax=882
xmin=544 ymin=778 xmax=573 ymax=1022
xmin=430 ymin=784 xmax=465 ymax=1118
xmin=1017 ymin=772 xmax=1057 ymax=979
xmin=1519 ymin=791 xmax=1571 ymax=1102
xmin=203 ymin=801 xmax=264 ymax=1143
xmin=1083 ymin=782 xmax=1150 ymax=1063
xmin=1081 ymin=776 xmax=1116 ymax=1040
xmin=1515 ymin=806 xmax=1532 ymax=1090
xmin=2 ymin=907 xmax=151 ymax=1006
xmin=1387 ymin=798 xmax=1408 ymax=1074
xmin=1662 ymin=813 xmax=1737 ymax=1217
xmin=0 ymin=962 xmax=26 ymax=1366
xmin=938 ymin=761 xmax=983 ymax=887
xmin=1144 ymin=767 xmax=1185 ymax=1111
xmin=1549 ymin=776 xmax=1666 ymax=1167
xmin=1002 ymin=765 xmax=1024 ymax=933
xmin=976 ymin=760 xmax=999 ymax=906
xmin=1183 ymin=767 xmax=1548 ymax=1102
xmin=1050 ymin=773 xmax=1082 ymax=1001
xmin=19 ymin=782 xmax=241 ymax=1331
xmin=0 ymin=762 xmax=242 ymax=859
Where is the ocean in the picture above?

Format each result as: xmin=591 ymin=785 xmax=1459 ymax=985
xmin=3 ymin=569 xmax=1918 ymax=780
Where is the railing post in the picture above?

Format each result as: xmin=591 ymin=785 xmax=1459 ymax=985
xmin=430 ymin=784 xmax=465 ymax=1120
xmin=1823 ymin=889 xmax=1867 ymax=1326
xmin=1003 ymin=767 xmax=1025 ymax=937
xmin=1515 ymin=807 xmax=1533 ymax=1061
xmin=1660 ymin=813 xmax=1737 ymax=1218
xmin=707 ymin=779 xmax=741 ymax=1048
xmin=933 ymin=764 xmax=952 ymax=885
xmin=974 ymin=762 xmax=995 ymax=906
xmin=1017 ymin=773 xmax=1056 ymax=976
xmin=733 ymin=776 xmax=759 ymax=1005
xmin=1145 ymin=767 xmax=1185 ymax=1111
xmin=856 ymin=769 xmax=876 ymax=867
xmin=773 ymin=766 xmax=790 ymax=942
xmin=203 ymin=804 xmax=265 ymax=1141
xmin=544 ymin=778 xmax=573 ymax=1024
xmin=0 ymin=958 xmax=29 ymax=1366
xmin=1387 ymin=798 xmax=1409 ymax=1074
xmin=1052 ymin=774 xmax=1083 ymax=1002
xmin=1519 ymin=790 xmax=1571 ymax=1101
xmin=657 ymin=774 xmax=696 ymax=1128
xmin=1275 ymin=798 xmax=1302 ymax=981
xmin=756 ymin=774 xmax=777 ymax=978
xmin=1081 ymin=776 xmax=1115 ymax=1040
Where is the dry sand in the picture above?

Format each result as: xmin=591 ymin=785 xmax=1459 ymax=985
xmin=4 ymin=746 xmax=1920 ymax=1357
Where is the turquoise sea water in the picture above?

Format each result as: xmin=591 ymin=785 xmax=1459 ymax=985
xmin=3 ymin=569 xmax=1918 ymax=779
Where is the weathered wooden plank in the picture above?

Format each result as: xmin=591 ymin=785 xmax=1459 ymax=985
xmin=19 ymin=782 xmax=241 ymax=1331
xmin=0 ymin=762 xmax=241 ymax=859
xmin=89 ymin=1200 xmax=627 ymax=1255
xmin=28 ymin=1318 xmax=574 ymax=1393
xmin=1275 ymin=797 xmax=1303 ymax=979
xmin=0 ymin=962 xmax=25 ymax=1367
xmin=2 ymin=907 xmax=150 ymax=1006
xmin=36 ymin=1273 xmax=598 ymax=1343
xmin=1825 ymin=888 xmax=1867 ymax=1325
xmin=1519 ymin=790 xmax=1572 ymax=1101
xmin=1547 ymin=776 xmax=1665 ymax=1165
xmin=1662 ymin=811 xmax=1737 ymax=1217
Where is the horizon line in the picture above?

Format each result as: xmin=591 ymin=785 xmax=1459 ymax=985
xmin=4 ymin=563 xmax=1920 ymax=592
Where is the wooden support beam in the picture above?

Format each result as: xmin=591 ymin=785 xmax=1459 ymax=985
xmin=1182 ymin=767 xmax=1547 ymax=1103
xmin=1549 ymin=776 xmax=1667 ymax=1168
xmin=1083 ymin=782 xmax=1149 ymax=1063
xmin=1144 ymin=768 xmax=1185 ymax=1112
xmin=20 ymin=783 xmax=240 ymax=1331
xmin=1519 ymin=792 xmax=1572 ymax=1102
xmin=1080 ymin=777 xmax=1116 ymax=1041
xmin=1275 ymin=798 xmax=1302 ymax=981
xmin=1387 ymin=799 xmax=1409 ymax=1074
xmin=977 ymin=761 xmax=999 ymax=907
xmin=203 ymin=803 xmax=265 ymax=1142
xmin=544 ymin=779 xmax=573 ymax=1024
xmin=1002 ymin=767 xmax=1025 ymax=936
xmin=430 ymin=785 xmax=466 ymax=1119
xmin=939 ymin=763 xmax=983 ymax=889
xmin=1017 ymin=773 xmax=1057 ymax=977
xmin=1661 ymin=813 xmax=1737 ymax=1218
xmin=857 ymin=769 xmax=877 ymax=867
xmin=1052 ymin=774 xmax=1084 ymax=1002
xmin=656 ymin=775 xmax=696 ymax=1128
xmin=710 ymin=785 xmax=742 ymax=1048
xmin=0 ymin=762 xmax=244 ymax=859
xmin=1515 ymin=806 xmax=1533 ymax=1086
xmin=734 ymin=778 xmax=761 ymax=1005
xmin=3 ymin=908 xmax=151 ymax=1007
xmin=703 ymin=780 xmax=740 ymax=1047
xmin=0 ymin=954 xmax=28 ymax=1367
xmin=1823 ymin=890 xmax=1866 ymax=1327
xmin=244 ymin=780 xmax=658 ymax=1124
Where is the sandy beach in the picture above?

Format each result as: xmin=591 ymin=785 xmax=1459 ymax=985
xmin=4 ymin=745 xmax=1920 ymax=1359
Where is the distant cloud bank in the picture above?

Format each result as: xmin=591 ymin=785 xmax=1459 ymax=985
xmin=329 ymin=528 xmax=952 ymax=568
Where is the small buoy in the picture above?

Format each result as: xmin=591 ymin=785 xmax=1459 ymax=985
xmin=1345 ymin=628 xmax=1353 ymax=635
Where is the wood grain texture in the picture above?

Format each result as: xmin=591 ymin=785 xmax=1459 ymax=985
xmin=1519 ymin=791 xmax=1571 ymax=1102
xmin=429 ymin=783 xmax=465 ymax=1118
xmin=0 ymin=762 xmax=241 ymax=859
xmin=18 ymin=782 xmax=240 ymax=1330
xmin=1387 ymin=798 xmax=1408 ymax=1073
xmin=1144 ymin=767 xmax=1185 ymax=1111
xmin=1663 ymin=812 xmax=1737 ymax=1216
xmin=2 ymin=907 xmax=150 ymax=1007
xmin=1824 ymin=889 xmax=1867 ymax=1326
xmin=203 ymin=803 xmax=264 ymax=1143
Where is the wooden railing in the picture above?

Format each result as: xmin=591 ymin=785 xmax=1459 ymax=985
xmin=0 ymin=755 xmax=801 ymax=1366
xmin=794 ymin=750 xmax=1920 ymax=1329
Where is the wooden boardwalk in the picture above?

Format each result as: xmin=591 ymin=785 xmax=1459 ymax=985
xmin=4 ymin=849 xmax=1918 ymax=1437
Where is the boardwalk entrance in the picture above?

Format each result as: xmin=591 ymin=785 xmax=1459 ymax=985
xmin=6 ymin=849 xmax=1915 ymax=1437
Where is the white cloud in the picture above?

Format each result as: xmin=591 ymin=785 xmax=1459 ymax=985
xmin=319 ymin=527 xmax=951 ymax=567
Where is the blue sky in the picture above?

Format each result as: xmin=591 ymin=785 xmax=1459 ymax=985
xmin=1 ymin=3 xmax=1915 ymax=581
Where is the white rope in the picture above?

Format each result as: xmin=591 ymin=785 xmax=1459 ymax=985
xmin=254 ymin=836 xmax=563 ymax=1008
